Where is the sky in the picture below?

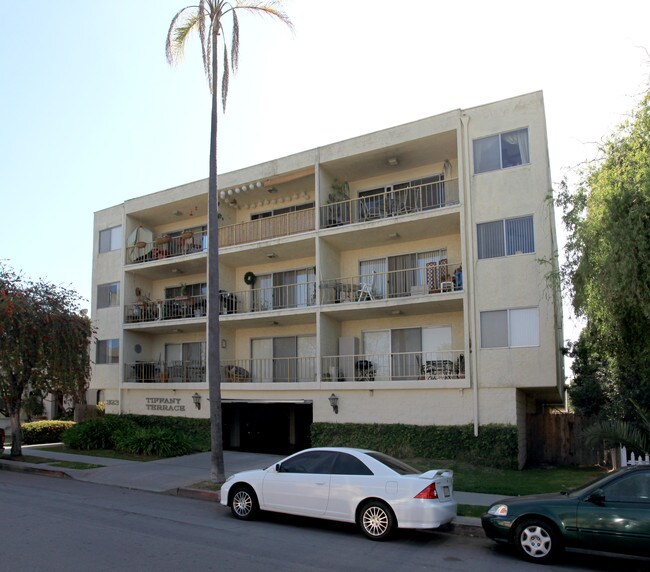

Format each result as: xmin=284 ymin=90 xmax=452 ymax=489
xmin=1 ymin=0 xmax=649 ymax=346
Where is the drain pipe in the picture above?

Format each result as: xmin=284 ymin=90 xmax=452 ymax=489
xmin=460 ymin=112 xmax=479 ymax=438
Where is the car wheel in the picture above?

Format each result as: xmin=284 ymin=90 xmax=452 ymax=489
xmin=514 ymin=518 xmax=561 ymax=563
xmin=230 ymin=485 xmax=259 ymax=521
xmin=358 ymin=501 xmax=395 ymax=541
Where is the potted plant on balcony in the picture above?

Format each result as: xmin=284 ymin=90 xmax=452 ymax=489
xmin=326 ymin=179 xmax=350 ymax=227
xmin=175 ymin=283 xmax=189 ymax=301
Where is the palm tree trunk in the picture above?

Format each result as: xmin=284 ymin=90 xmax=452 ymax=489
xmin=10 ymin=409 xmax=22 ymax=456
xmin=207 ymin=27 xmax=225 ymax=483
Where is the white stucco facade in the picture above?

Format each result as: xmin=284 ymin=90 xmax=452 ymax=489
xmin=90 ymin=91 xmax=564 ymax=464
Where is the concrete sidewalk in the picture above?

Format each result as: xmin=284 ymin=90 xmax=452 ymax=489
xmin=1 ymin=446 xmax=508 ymax=529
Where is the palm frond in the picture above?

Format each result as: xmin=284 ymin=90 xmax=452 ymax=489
xmin=230 ymin=9 xmax=240 ymax=72
xmin=165 ymin=6 xmax=200 ymax=64
xmin=583 ymin=419 xmax=648 ymax=452
xmin=630 ymin=399 xmax=650 ymax=434
xmin=198 ymin=0 xmax=210 ymax=80
xmin=230 ymin=1 xmax=294 ymax=33
xmin=221 ymin=46 xmax=230 ymax=111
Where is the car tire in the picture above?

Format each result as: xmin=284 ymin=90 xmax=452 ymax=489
xmin=514 ymin=518 xmax=561 ymax=563
xmin=230 ymin=485 xmax=259 ymax=521
xmin=358 ymin=500 xmax=395 ymax=541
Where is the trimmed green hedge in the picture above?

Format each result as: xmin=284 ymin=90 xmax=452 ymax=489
xmin=113 ymin=415 xmax=211 ymax=450
xmin=311 ymin=423 xmax=519 ymax=469
xmin=22 ymin=420 xmax=76 ymax=445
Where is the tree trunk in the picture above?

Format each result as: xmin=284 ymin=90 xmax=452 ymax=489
xmin=208 ymin=27 xmax=225 ymax=483
xmin=10 ymin=409 xmax=22 ymax=456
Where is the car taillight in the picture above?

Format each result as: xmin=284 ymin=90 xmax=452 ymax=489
xmin=415 ymin=482 xmax=438 ymax=499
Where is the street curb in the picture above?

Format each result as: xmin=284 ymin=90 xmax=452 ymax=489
xmin=0 ymin=459 xmax=71 ymax=480
xmin=172 ymin=487 xmax=220 ymax=502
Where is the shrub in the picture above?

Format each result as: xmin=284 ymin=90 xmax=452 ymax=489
xmin=22 ymin=420 xmax=76 ymax=445
xmin=62 ymin=418 xmax=117 ymax=450
xmin=113 ymin=426 xmax=194 ymax=457
xmin=311 ymin=423 xmax=519 ymax=470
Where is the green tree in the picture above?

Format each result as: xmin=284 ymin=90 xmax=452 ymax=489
xmin=583 ymin=400 xmax=650 ymax=456
xmin=558 ymin=84 xmax=650 ymax=419
xmin=0 ymin=264 xmax=93 ymax=456
xmin=166 ymin=0 xmax=292 ymax=482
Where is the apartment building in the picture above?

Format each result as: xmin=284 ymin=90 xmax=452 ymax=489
xmin=91 ymin=91 xmax=564 ymax=466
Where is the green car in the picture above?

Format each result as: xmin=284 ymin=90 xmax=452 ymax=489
xmin=481 ymin=465 xmax=650 ymax=564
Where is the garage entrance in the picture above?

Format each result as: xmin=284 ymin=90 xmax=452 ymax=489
xmin=222 ymin=401 xmax=312 ymax=455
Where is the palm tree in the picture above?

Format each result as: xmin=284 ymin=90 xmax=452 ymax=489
xmin=166 ymin=1 xmax=292 ymax=482
xmin=583 ymin=400 xmax=650 ymax=459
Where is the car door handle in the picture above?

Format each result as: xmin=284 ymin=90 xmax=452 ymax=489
xmin=315 ymin=482 xmax=326 ymax=486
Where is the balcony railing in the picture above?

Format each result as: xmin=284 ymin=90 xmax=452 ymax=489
xmin=124 ymin=351 xmax=465 ymax=384
xmin=320 ymin=178 xmax=459 ymax=228
xmin=322 ymin=350 xmax=465 ymax=382
xmin=128 ymin=229 xmax=207 ymax=265
xmin=321 ymin=262 xmax=462 ymax=304
xmin=125 ymin=360 xmax=206 ymax=383
xmin=218 ymin=280 xmax=318 ymax=315
xmin=125 ymin=294 xmax=207 ymax=323
xmin=219 ymin=208 xmax=316 ymax=248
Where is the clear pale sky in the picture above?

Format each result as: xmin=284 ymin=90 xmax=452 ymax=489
xmin=1 ymin=0 xmax=648 ymax=345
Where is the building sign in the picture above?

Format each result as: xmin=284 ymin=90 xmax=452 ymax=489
xmin=105 ymin=400 xmax=119 ymax=406
xmin=145 ymin=397 xmax=185 ymax=412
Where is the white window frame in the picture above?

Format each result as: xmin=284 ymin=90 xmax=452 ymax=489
xmin=477 ymin=215 xmax=534 ymax=259
xmin=99 ymin=225 xmax=122 ymax=253
xmin=473 ymin=128 xmax=530 ymax=174
xmin=480 ymin=307 xmax=539 ymax=349
xmin=97 ymin=282 xmax=120 ymax=309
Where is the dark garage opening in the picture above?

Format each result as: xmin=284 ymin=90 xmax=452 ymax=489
xmin=222 ymin=401 xmax=312 ymax=455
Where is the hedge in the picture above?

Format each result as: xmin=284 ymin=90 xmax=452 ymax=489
xmin=22 ymin=420 xmax=76 ymax=445
xmin=311 ymin=423 xmax=519 ymax=469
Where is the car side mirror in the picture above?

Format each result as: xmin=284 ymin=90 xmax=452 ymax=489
xmin=275 ymin=463 xmax=283 ymax=472
xmin=587 ymin=489 xmax=605 ymax=505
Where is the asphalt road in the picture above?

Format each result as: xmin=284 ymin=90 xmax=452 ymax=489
xmin=1 ymin=471 xmax=648 ymax=572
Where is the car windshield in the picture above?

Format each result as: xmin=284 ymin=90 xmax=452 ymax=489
xmin=366 ymin=451 xmax=419 ymax=475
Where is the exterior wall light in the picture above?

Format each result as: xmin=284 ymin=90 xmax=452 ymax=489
xmin=192 ymin=392 xmax=202 ymax=410
xmin=328 ymin=393 xmax=339 ymax=414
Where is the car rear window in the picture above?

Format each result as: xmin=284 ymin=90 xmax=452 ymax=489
xmin=366 ymin=452 xmax=419 ymax=475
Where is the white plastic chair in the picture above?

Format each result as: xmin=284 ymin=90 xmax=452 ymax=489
xmin=358 ymin=271 xmax=376 ymax=301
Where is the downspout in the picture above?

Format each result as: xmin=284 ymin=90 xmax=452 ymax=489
xmin=460 ymin=113 xmax=479 ymax=437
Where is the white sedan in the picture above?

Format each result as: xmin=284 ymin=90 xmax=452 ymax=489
xmin=220 ymin=447 xmax=456 ymax=540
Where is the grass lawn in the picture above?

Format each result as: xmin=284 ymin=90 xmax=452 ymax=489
xmin=404 ymin=458 xmax=607 ymax=496
xmin=34 ymin=444 xmax=161 ymax=462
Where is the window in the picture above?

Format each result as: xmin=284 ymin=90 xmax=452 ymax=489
xmin=96 ymin=339 xmax=119 ymax=364
xmin=332 ymin=453 xmax=374 ymax=475
xmin=250 ymin=335 xmax=316 ymax=383
xmin=480 ymin=307 xmax=539 ymax=348
xmin=603 ymin=472 xmax=650 ymax=503
xmin=279 ymin=451 xmax=336 ymax=474
xmin=251 ymin=202 xmax=314 ymax=220
xmin=477 ymin=216 xmax=534 ymax=259
xmin=97 ymin=282 xmax=120 ymax=309
xmin=99 ymin=226 xmax=122 ymax=253
xmin=473 ymin=128 xmax=530 ymax=173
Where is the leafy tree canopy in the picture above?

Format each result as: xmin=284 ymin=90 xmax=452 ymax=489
xmin=559 ymin=84 xmax=650 ymax=419
xmin=0 ymin=264 xmax=93 ymax=455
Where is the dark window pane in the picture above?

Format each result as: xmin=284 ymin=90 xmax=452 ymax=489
xmin=473 ymin=135 xmax=500 ymax=173
xmin=477 ymin=221 xmax=505 ymax=259
xmin=280 ymin=451 xmax=335 ymax=474
xmin=332 ymin=453 xmax=374 ymax=475
xmin=604 ymin=472 xmax=650 ymax=502
xmin=506 ymin=216 xmax=534 ymax=255
xmin=365 ymin=452 xmax=419 ymax=475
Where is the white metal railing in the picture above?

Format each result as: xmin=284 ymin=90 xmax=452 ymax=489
xmin=320 ymin=178 xmax=459 ymax=228
xmin=320 ymin=262 xmax=462 ymax=304
xmin=125 ymin=294 xmax=207 ymax=323
xmin=620 ymin=445 xmax=650 ymax=466
xmin=221 ymin=357 xmax=317 ymax=383
xmin=125 ymin=361 xmax=205 ymax=383
xmin=128 ymin=229 xmax=207 ymax=265
xmin=217 ymin=280 xmax=318 ymax=315
xmin=321 ymin=350 xmax=465 ymax=382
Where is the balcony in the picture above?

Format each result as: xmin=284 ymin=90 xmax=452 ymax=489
xmin=219 ymin=208 xmax=315 ymax=248
xmin=320 ymin=178 xmax=459 ymax=229
xmin=127 ymin=229 xmax=207 ymax=266
xmin=125 ymin=360 xmax=206 ymax=383
xmin=216 ymin=280 xmax=318 ymax=316
xmin=322 ymin=350 xmax=465 ymax=382
xmin=321 ymin=262 xmax=462 ymax=305
xmin=125 ymin=294 xmax=207 ymax=323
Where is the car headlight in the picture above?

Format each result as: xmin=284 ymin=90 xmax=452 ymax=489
xmin=487 ymin=504 xmax=508 ymax=516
